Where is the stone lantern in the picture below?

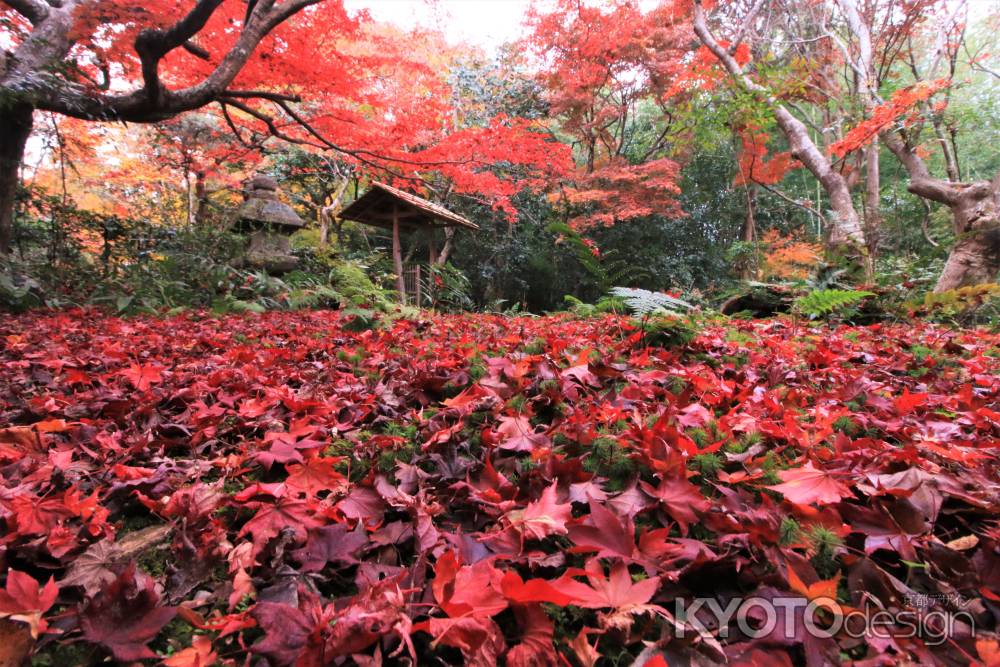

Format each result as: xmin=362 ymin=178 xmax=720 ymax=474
xmin=233 ymin=174 xmax=304 ymax=274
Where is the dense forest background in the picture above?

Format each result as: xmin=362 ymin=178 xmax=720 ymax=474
xmin=2 ymin=0 xmax=998 ymax=316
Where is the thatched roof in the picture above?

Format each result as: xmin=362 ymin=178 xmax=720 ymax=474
xmin=338 ymin=182 xmax=478 ymax=231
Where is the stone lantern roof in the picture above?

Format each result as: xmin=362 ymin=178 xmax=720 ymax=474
xmin=235 ymin=174 xmax=304 ymax=230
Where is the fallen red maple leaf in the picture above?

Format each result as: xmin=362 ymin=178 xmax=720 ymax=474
xmin=505 ymin=482 xmax=573 ymax=541
xmin=0 ymin=570 xmax=58 ymax=638
xmin=162 ymin=635 xmax=218 ymax=667
xmin=238 ymin=497 xmax=323 ymax=553
xmin=766 ymin=462 xmax=851 ymax=506
xmin=120 ymin=363 xmax=164 ymax=391
xmin=79 ymin=564 xmax=176 ymax=661
xmin=639 ymin=476 xmax=710 ymax=535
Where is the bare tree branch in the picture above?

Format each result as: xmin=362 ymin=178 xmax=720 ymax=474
xmin=134 ymin=0 xmax=225 ymax=105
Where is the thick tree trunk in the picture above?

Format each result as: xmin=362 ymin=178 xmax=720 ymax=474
xmin=185 ymin=172 xmax=196 ymax=226
xmin=741 ymin=184 xmax=756 ymax=243
xmin=318 ymin=207 xmax=331 ymax=246
xmin=0 ymin=103 xmax=34 ymax=256
xmin=437 ymin=227 xmax=455 ymax=266
xmin=882 ymin=128 xmax=1000 ymax=291
xmin=739 ymin=184 xmax=757 ymax=279
xmin=933 ymin=174 xmax=1000 ymax=291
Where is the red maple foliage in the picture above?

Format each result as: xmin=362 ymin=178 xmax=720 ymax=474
xmin=829 ymin=79 xmax=951 ymax=158
xmin=734 ymin=128 xmax=800 ymax=186
xmin=525 ymin=0 xmax=697 ymax=229
xmin=1 ymin=309 xmax=999 ymax=664
xmin=1 ymin=1 xmax=572 ymax=223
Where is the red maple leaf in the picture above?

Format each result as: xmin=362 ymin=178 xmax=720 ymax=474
xmin=120 ymin=363 xmax=165 ymax=391
xmin=894 ymin=388 xmax=930 ymax=416
xmin=238 ymin=497 xmax=323 ymax=553
xmin=79 ymin=564 xmax=177 ymax=662
xmin=766 ymin=462 xmax=851 ymax=506
xmin=285 ymin=457 xmax=348 ymax=496
xmin=639 ymin=476 xmax=710 ymax=535
xmin=0 ymin=570 xmax=59 ymax=638
xmin=505 ymin=482 xmax=573 ymax=541
xmin=162 ymin=635 xmax=218 ymax=667
xmin=432 ymin=551 xmax=508 ymax=618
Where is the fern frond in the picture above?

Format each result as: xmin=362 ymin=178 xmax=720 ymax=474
xmin=793 ymin=289 xmax=874 ymax=319
xmin=608 ymin=287 xmax=693 ymax=317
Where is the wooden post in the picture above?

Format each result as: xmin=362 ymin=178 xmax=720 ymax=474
xmin=415 ymin=264 xmax=422 ymax=307
xmin=428 ymin=230 xmax=439 ymax=265
xmin=392 ymin=205 xmax=405 ymax=304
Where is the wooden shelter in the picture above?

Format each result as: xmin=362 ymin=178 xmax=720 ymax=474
xmin=338 ymin=182 xmax=478 ymax=304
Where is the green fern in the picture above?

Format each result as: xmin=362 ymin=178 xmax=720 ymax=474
xmin=547 ymin=223 xmax=648 ymax=291
xmin=608 ymin=287 xmax=693 ymax=317
xmin=793 ymin=289 xmax=874 ymax=319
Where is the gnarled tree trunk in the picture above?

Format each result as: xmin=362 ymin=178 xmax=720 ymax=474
xmin=932 ymin=173 xmax=1000 ymax=291
xmin=0 ymin=103 xmax=34 ymax=256
xmin=882 ymin=131 xmax=1000 ymax=291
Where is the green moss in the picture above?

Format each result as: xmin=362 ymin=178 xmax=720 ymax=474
xmin=507 ymin=394 xmax=527 ymax=412
xmin=541 ymin=603 xmax=592 ymax=642
xmin=779 ymin=517 xmax=801 ymax=546
xmin=523 ymin=337 xmax=547 ymax=355
xmin=725 ymin=329 xmax=754 ymax=344
xmin=759 ymin=452 xmax=783 ymax=486
xmin=690 ymin=453 xmax=722 ymax=480
xmin=151 ymin=617 xmax=197 ymax=658
xmin=808 ymin=526 xmax=843 ymax=579
xmin=325 ymin=438 xmax=355 ymax=458
xmin=910 ymin=344 xmax=935 ymax=364
xmin=582 ymin=436 xmax=637 ymax=491
xmin=138 ymin=546 xmax=170 ymax=578
xmin=539 ymin=379 xmax=559 ymax=393
xmin=377 ymin=442 xmax=418 ymax=475
xmin=668 ymin=376 xmax=687 ymax=395
xmin=468 ymin=358 xmax=487 ymax=381
xmin=726 ymin=431 xmax=761 ymax=454
xmin=31 ymin=640 xmax=99 ymax=666
xmin=832 ymin=416 xmax=861 ymax=436
xmin=687 ymin=428 xmax=709 ymax=447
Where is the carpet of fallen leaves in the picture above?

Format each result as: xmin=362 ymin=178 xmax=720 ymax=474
xmin=2 ymin=309 xmax=1000 ymax=666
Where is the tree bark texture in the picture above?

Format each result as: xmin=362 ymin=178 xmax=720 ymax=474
xmin=0 ymin=104 xmax=34 ymax=255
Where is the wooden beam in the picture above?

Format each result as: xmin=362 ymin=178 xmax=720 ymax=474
xmin=392 ymin=204 xmax=405 ymax=304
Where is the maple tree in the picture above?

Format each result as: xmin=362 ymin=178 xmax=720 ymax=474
xmin=0 ymin=0 xmax=572 ymax=257
xmin=694 ymin=0 xmax=999 ymax=289
xmin=524 ymin=0 xmax=694 ymax=230
xmin=829 ymin=0 xmax=1000 ymax=290
xmin=692 ymin=0 xmax=871 ymax=266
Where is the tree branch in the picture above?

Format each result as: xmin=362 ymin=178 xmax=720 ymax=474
xmin=2 ymin=0 xmax=49 ymax=24
xmin=222 ymin=89 xmax=301 ymax=103
xmin=693 ymin=0 xmax=866 ymax=249
xmin=133 ymin=0 xmax=225 ymax=105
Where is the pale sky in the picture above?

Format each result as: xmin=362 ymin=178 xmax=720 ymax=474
xmin=345 ymin=0 xmax=998 ymax=54
xmin=343 ymin=0 xmax=534 ymax=52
